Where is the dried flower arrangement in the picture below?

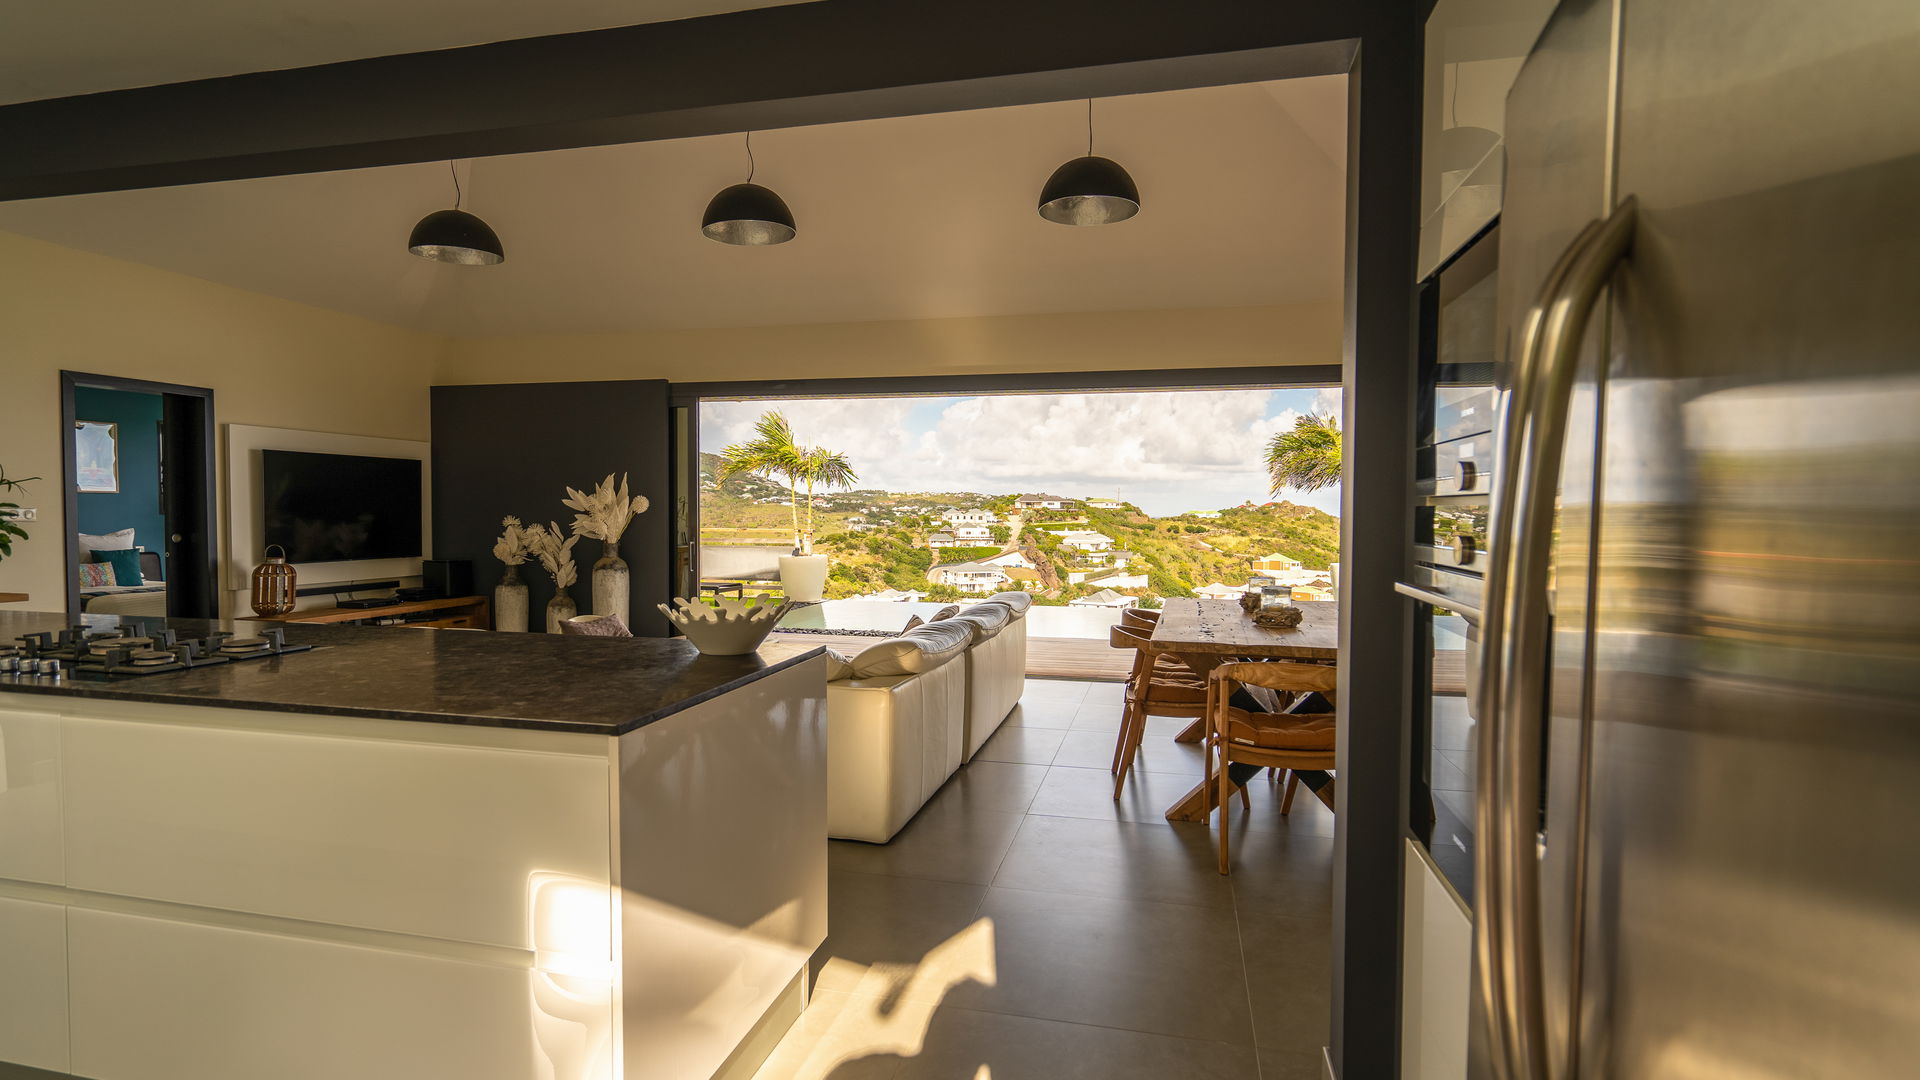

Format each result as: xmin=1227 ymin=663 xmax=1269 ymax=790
xmin=491 ymin=515 xmax=534 ymax=568
xmin=523 ymin=521 xmax=579 ymax=589
xmin=562 ymin=473 xmax=650 ymax=552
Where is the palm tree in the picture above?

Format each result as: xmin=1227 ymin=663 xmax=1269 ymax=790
xmin=717 ymin=411 xmax=804 ymax=549
xmin=1265 ymin=413 xmax=1342 ymax=494
xmin=796 ymin=447 xmax=858 ymax=554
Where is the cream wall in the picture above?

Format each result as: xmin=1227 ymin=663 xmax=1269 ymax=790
xmin=0 ymin=230 xmax=440 ymax=614
xmin=432 ymin=303 xmax=1341 ymax=387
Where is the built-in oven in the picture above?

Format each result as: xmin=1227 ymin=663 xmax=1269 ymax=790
xmin=1401 ymin=221 xmax=1498 ymax=907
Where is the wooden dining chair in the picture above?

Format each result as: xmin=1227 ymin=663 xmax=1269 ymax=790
xmin=1205 ymin=661 xmax=1339 ymax=874
xmin=1107 ymin=623 xmax=1209 ymax=798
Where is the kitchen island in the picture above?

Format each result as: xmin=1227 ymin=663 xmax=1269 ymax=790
xmin=0 ymin=611 xmax=828 ymax=1080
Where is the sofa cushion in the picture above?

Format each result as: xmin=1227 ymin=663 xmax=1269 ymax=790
xmin=950 ymin=602 xmax=1013 ymax=642
xmin=848 ymin=620 xmax=973 ymax=677
xmin=931 ymin=604 xmax=961 ymax=622
xmin=984 ymin=591 xmax=1033 ymax=615
xmin=824 ymin=648 xmax=857 ymax=681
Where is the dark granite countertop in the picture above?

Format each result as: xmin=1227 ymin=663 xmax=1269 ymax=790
xmin=0 ymin=611 xmax=823 ymax=736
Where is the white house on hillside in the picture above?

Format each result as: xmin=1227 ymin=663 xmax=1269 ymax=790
xmin=1014 ymin=494 xmax=1071 ymax=510
xmin=943 ymin=509 xmax=997 ymax=525
xmin=953 ymin=524 xmax=992 ymax=542
xmin=981 ymin=550 xmax=1032 ymax=570
xmin=1059 ymin=531 xmax=1113 ymax=553
xmin=1194 ymin=582 xmax=1244 ymax=600
xmin=1084 ymin=571 xmax=1149 ymax=590
xmin=926 ymin=531 xmax=958 ymax=549
xmin=931 ymin=562 xmax=1011 ymax=594
xmin=1086 ymin=498 xmax=1123 ymax=509
xmin=1069 ymin=588 xmax=1137 ymax=609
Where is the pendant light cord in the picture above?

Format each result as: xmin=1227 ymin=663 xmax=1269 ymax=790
xmin=1086 ymin=98 xmax=1094 ymax=157
xmin=745 ymin=132 xmax=757 ymax=183
xmin=450 ymin=161 xmax=463 ymax=209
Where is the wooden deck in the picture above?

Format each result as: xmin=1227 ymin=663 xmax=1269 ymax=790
xmin=764 ymin=631 xmax=1131 ymax=681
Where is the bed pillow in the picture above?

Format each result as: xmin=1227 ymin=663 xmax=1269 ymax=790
xmin=78 ymin=562 xmax=117 ymax=588
xmin=93 ymin=547 xmax=145 ymax=587
xmin=77 ymin=528 xmax=136 ymax=561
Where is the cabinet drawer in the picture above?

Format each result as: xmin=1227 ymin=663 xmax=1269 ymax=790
xmin=69 ymin=908 xmax=611 ymax=1080
xmin=62 ymin=716 xmax=610 ymax=950
xmin=0 ymin=706 xmax=63 ymax=885
xmin=0 ymin=895 xmax=68 ymax=1073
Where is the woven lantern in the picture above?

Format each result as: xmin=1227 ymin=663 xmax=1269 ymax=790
xmin=251 ymin=545 xmax=297 ymax=616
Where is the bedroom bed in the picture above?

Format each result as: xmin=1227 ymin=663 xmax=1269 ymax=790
xmin=79 ymin=549 xmax=168 ymax=616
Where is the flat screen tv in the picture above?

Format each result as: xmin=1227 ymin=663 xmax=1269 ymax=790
xmin=261 ymin=450 xmax=422 ymax=563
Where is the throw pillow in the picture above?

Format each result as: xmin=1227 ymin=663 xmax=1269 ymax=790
xmin=930 ymin=605 xmax=961 ymax=622
xmin=94 ymin=547 xmax=145 ymax=587
xmin=78 ymin=561 xmax=117 ymax=588
xmin=560 ymin=614 xmax=631 ymax=637
xmin=902 ymin=614 xmax=925 ymax=633
xmin=77 ymin=528 xmax=136 ymax=561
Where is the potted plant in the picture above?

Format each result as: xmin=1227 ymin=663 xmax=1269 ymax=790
xmin=562 ymin=473 xmax=650 ymax=627
xmin=522 ymin=521 xmax=580 ymax=633
xmin=716 ymin=411 xmax=857 ymax=603
xmin=0 ymin=466 xmax=39 ymax=569
xmin=490 ymin=516 xmax=534 ymax=632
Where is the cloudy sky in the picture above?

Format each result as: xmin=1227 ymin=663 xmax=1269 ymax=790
xmin=699 ymin=387 xmax=1342 ymax=517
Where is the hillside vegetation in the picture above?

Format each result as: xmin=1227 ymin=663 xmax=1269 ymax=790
xmin=701 ymin=452 xmax=1339 ymax=601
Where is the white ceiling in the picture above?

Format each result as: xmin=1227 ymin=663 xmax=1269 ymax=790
xmin=0 ymin=0 xmax=811 ymax=105
xmin=0 ymin=77 xmax=1348 ymax=337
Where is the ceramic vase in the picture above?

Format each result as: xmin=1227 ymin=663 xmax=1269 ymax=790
xmin=592 ymin=553 xmax=630 ymax=626
xmin=495 ymin=568 xmax=529 ymax=633
xmin=778 ymin=554 xmax=830 ymax=604
xmin=546 ymin=593 xmax=577 ymax=634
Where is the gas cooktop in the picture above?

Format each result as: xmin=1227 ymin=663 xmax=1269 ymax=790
xmin=1 ymin=621 xmax=314 ymax=680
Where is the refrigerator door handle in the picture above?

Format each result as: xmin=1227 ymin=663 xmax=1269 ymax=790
xmin=1477 ymin=197 xmax=1637 ymax=1080
xmin=1393 ymin=580 xmax=1484 ymax=624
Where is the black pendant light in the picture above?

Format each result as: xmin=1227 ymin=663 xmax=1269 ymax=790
xmin=408 ymin=162 xmax=505 ymax=265
xmin=702 ymin=133 xmax=796 ymax=245
xmin=1038 ymin=99 xmax=1140 ymax=226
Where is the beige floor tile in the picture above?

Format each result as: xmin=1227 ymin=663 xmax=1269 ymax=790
xmin=1222 ymin=829 xmax=1337 ymax=919
xmin=973 ymin=725 xmax=1066 ymax=765
xmin=1000 ymin=699 xmax=1079 ymax=730
xmin=991 ymin=813 xmax=1233 ymax=910
xmin=1238 ymin=914 xmax=1333 ymax=1055
xmin=1021 ymin=678 xmax=1093 ymax=703
xmin=813 ymin=870 xmax=991 ymax=1000
xmin=895 ymin=1006 xmax=1260 ymax=1079
xmin=1054 ymin=727 xmax=1206 ymax=774
xmin=829 ymin=801 xmax=1026 ymax=885
xmin=946 ymin=886 xmax=1256 ymax=1045
xmin=1258 ymin=1045 xmax=1330 ymax=1080
xmin=751 ymin=990 xmax=905 ymax=1080
xmin=921 ymin=760 xmax=1050 ymax=817
xmin=1028 ymin=762 xmax=1208 ymax=827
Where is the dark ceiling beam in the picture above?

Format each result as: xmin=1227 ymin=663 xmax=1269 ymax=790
xmin=0 ymin=0 xmax=1358 ymax=201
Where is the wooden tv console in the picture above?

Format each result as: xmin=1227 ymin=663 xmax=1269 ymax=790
xmin=243 ymin=595 xmax=491 ymax=630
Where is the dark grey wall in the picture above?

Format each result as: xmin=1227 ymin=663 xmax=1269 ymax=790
xmin=431 ymin=381 xmax=672 ymax=636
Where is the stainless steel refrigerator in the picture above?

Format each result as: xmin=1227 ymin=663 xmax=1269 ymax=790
xmin=1470 ymin=1 xmax=1920 ymax=1077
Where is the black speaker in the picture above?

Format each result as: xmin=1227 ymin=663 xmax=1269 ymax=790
xmin=420 ymin=559 xmax=473 ymax=598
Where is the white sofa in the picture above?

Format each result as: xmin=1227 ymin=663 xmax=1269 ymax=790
xmin=826 ymin=594 xmax=1030 ymax=842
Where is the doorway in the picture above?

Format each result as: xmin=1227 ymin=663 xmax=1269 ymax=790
xmin=59 ymin=372 xmax=217 ymax=620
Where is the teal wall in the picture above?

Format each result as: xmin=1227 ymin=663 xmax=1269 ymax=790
xmin=74 ymin=387 xmax=166 ymax=579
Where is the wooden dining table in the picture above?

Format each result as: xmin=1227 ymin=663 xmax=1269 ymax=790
xmin=1146 ymin=597 xmax=1339 ymax=822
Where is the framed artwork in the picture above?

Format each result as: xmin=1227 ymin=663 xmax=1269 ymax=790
xmin=74 ymin=420 xmax=120 ymax=493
